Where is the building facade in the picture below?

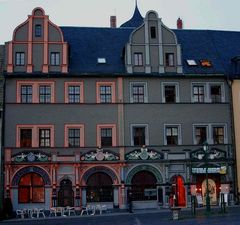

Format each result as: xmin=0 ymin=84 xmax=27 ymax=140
xmin=3 ymin=6 xmax=236 ymax=210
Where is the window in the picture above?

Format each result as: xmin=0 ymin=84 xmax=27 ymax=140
xmin=195 ymin=126 xmax=207 ymax=145
xmin=193 ymin=85 xmax=205 ymax=102
xmin=21 ymin=85 xmax=32 ymax=103
xmin=165 ymin=53 xmax=174 ymax=67
xmin=132 ymin=126 xmax=147 ymax=146
xmin=15 ymin=52 xmax=25 ymax=66
xmin=20 ymin=129 xmax=32 ymax=147
xmin=162 ymin=83 xmax=179 ymax=103
xmin=210 ymin=85 xmax=222 ymax=103
xmin=18 ymin=173 xmax=44 ymax=203
xmin=130 ymin=82 xmax=148 ymax=103
xmin=134 ymin=53 xmax=143 ymax=66
xmin=186 ymin=59 xmax=197 ymax=66
xmin=96 ymin=82 xmax=116 ymax=103
xmin=68 ymin=129 xmax=80 ymax=147
xmin=65 ymin=124 xmax=84 ymax=147
xmin=39 ymin=85 xmax=51 ymax=103
xmin=35 ymin=24 xmax=42 ymax=37
xmin=213 ymin=126 xmax=224 ymax=144
xmin=101 ymin=128 xmax=112 ymax=147
xmin=50 ymin=52 xmax=60 ymax=66
xmin=200 ymin=59 xmax=212 ymax=67
xmin=150 ymin=26 xmax=156 ymax=39
xmin=39 ymin=129 xmax=51 ymax=147
xmin=165 ymin=126 xmax=180 ymax=145
xmin=97 ymin=124 xmax=116 ymax=147
xmin=68 ymin=86 xmax=80 ymax=103
xmin=100 ymin=86 xmax=112 ymax=103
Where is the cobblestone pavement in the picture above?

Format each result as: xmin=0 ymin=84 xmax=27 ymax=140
xmin=1 ymin=206 xmax=240 ymax=225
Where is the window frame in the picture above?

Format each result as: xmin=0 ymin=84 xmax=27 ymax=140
xmin=64 ymin=124 xmax=85 ymax=147
xmin=191 ymin=83 xmax=207 ymax=103
xmin=64 ymin=82 xmax=84 ymax=103
xmin=35 ymin=24 xmax=42 ymax=37
xmin=16 ymin=125 xmax=54 ymax=148
xmin=96 ymin=82 xmax=116 ymax=103
xmin=130 ymin=124 xmax=149 ymax=146
xmin=97 ymin=124 xmax=116 ymax=147
xmin=39 ymin=128 xmax=51 ymax=147
xmin=130 ymin=82 xmax=148 ymax=103
xmin=211 ymin=124 xmax=227 ymax=144
xmin=134 ymin=53 xmax=143 ymax=66
xmin=209 ymin=82 xmax=225 ymax=103
xmin=162 ymin=82 xmax=180 ymax=103
xmin=165 ymin=53 xmax=175 ymax=67
xmin=39 ymin=85 xmax=51 ymax=103
xmin=15 ymin=52 xmax=25 ymax=66
xmin=18 ymin=173 xmax=45 ymax=203
xmin=20 ymin=85 xmax=33 ymax=103
xmin=20 ymin=128 xmax=32 ymax=148
xmin=150 ymin=26 xmax=157 ymax=39
xmin=164 ymin=124 xmax=182 ymax=145
xmin=50 ymin=52 xmax=60 ymax=66
xmin=193 ymin=124 xmax=209 ymax=145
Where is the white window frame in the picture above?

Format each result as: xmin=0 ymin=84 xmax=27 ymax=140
xmin=164 ymin=124 xmax=182 ymax=145
xmin=161 ymin=82 xmax=180 ymax=103
xmin=130 ymin=124 xmax=149 ymax=146
xmin=208 ymin=82 xmax=225 ymax=103
xmin=193 ymin=124 xmax=210 ymax=145
xmin=130 ymin=82 xmax=148 ymax=103
xmin=210 ymin=123 xmax=228 ymax=144
xmin=191 ymin=82 xmax=207 ymax=103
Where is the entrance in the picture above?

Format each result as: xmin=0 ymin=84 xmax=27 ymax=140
xmin=86 ymin=172 xmax=113 ymax=202
xmin=202 ymin=178 xmax=217 ymax=205
xmin=58 ymin=179 xmax=74 ymax=206
xmin=131 ymin=170 xmax=157 ymax=201
xmin=170 ymin=175 xmax=186 ymax=207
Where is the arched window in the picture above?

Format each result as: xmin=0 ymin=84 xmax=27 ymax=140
xmin=18 ymin=173 xmax=44 ymax=203
xmin=86 ymin=172 xmax=113 ymax=202
xmin=131 ymin=170 xmax=157 ymax=201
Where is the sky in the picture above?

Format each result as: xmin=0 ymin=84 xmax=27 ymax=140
xmin=1 ymin=0 xmax=240 ymax=44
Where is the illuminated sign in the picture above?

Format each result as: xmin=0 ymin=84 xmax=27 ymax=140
xmin=192 ymin=166 xmax=226 ymax=174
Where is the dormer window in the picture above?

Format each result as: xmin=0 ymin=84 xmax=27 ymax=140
xmin=134 ymin=53 xmax=143 ymax=66
xmin=35 ymin=24 xmax=42 ymax=37
xmin=165 ymin=53 xmax=174 ymax=67
xmin=150 ymin=26 xmax=156 ymax=39
xmin=200 ymin=59 xmax=212 ymax=67
xmin=186 ymin=59 xmax=197 ymax=66
xmin=15 ymin=52 xmax=25 ymax=66
xmin=50 ymin=52 xmax=60 ymax=66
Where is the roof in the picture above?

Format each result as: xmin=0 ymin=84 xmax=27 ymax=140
xmin=120 ymin=4 xmax=143 ymax=28
xmin=61 ymin=27 xmax=133 ymax=75
xmin=174 ymin=29 xmax=240 ymax=75
xmin=61 ymin=26 xmax=240 ymax=76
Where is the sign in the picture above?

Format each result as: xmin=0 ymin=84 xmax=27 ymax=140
xmin=144 ymin=189 xmax=157 ymax=196
xmin=192 ymin=166 xmax=227 ymax=174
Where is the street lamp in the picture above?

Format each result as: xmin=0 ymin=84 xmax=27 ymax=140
xmin=202 ymin=142 xmax=211 ymax=213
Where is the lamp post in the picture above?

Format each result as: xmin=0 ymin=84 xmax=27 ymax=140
xmin=202 ymin=142 xmax=211 ymax=213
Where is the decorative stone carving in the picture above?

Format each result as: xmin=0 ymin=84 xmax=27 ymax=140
xmin=81 ymin=148 xmax=119 ymax=161
xmin=126 ymin=147 xmax=163 ymax=160
xmin=12 ymin=152 xmax=49 ymax=162
xmin=191 ymin=148 xmax=226 ymax=160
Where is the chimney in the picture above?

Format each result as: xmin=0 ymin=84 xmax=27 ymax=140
xmin=177 ymin=17 xmax=183 ymax=29
xmin=110 ymin=16 xmax=117 ymax=28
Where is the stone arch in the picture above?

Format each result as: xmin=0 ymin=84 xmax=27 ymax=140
xmin=126 ymin=165 xmax=163 ymax=185
xmin=32 ymin=7 xmax=45 ymax=16
xmin=12 ymin=166 xmax=51 ymax=186
xmin=82 ymin=166 xmax=119 ymax=184
xmin=58 ymin=175 xmax=74 ymax=185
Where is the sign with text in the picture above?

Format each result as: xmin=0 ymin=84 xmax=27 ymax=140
xmin=192 ymin=166 xmax=226 ymax=174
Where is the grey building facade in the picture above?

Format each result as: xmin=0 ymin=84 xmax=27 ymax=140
xmin=3 ymin=6 xmax=236 ymax=211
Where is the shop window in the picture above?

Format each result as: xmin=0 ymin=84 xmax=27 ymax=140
xmin=18 ymin=173 xmax=44 ymax=203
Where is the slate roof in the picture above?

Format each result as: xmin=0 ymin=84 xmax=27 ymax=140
xmin=174 ymin=29 xmax=240 ymax=76
xmin=61 ymin=27 xmax=133 ymax=75
xmin=61 ymin=26 xmax=240 ymax=76
xmin=120 ymin=4 xmax=143 ymax=28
